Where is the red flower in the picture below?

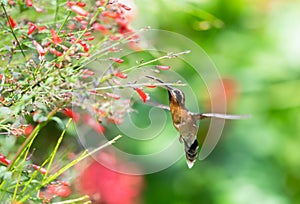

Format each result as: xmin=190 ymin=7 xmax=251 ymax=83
xmin=83 ymin=114 xmax=105 ymax=134
xmin=70 ymin=5 xmax=88 ymax=17
xmin=32 ymin=40 xmax=46 ymax=56
xmin=102 ymin=11 xmax=120 ymax=19
xmin=76 ymin=2 xmax=86 ymax=7
xmin=49 ymin=48 xmax=63 ymax=57
xmin=109 ymin=57 xmax=124 ymax=63
xmin=50 ymin=29 xmax=62 ymax=45
xmin=85 ymin=36 xmax=95 ymax=41
xmin=27 ymin=22 xmax=37 ymax=35
xmin=63 ymin=108 xmax=80 ymax=122
xmin=0 ymin=154 xmax=11 ymax=166
xmin=134 ymin=88 xmax=150 ymax=103
xmin=39 ymin=182 xmax=71 ymax=202
xmin=155 ymin=65 xmax=170 ymax=70
xmin=114 ymin=71 xmax=128 ymax=79
xmin=92 ymin=23 xmax=109 ymax=34
xmin=146 ymin=84 xmax=157 ymax=88
xmin=38 ymin=26 xmax=47 ymax=32
xmin=26 ymin=0 xmax=33 ymax=7
xmin=32 ymin=164 xmax=48 ymax=174
xmin=78 ymin=152 xmax=144 ymax=204
xmin=8 ymin=16 xmax=17 ymax=29
xmin=24 ymin=124 xmax=34 ymax=136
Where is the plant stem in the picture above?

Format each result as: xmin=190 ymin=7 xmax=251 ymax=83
xmin=52 ymin=195 xmax=90 ymax=204
xmin=7 ymin=107 xmax=59 ymax=171
xmin=1 ymin=3 xmax=26 ymax=59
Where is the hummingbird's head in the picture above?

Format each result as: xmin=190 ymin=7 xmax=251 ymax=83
xmin=168 ymin=88 xmax=185 ymax=106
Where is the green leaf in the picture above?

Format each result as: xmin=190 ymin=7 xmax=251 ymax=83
xmin=51 ymin=116 xmax=66 ymax=129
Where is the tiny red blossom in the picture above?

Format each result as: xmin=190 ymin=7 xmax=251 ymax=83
xmin=67 ymin=1 xmax=75 ymax=7
xmin=50 ymin=48 xmax=63 ymax=57
xmin=76 ymin=2 xmax=86 ymax=7
xmin=114 ymin=71 xmax=128 ymax=79
xmin=8 ymin=16 xmax=17 ymax=29
xmin=85 ymin=36 xmax=95 ymax=41
xmin=102 ymin=11 xmax=120 ymax=19
xmin=63 ymin=108 xmax=80 ymax=122
xmin=155 ymin=65 xmax=170 ymax=70
xmin=51 ymin=29 xmax=62 ymax=45
xmin=26 ymin=0 xmax=33 ymax=7
xmin=134 ymin=88 xmax=150 ymax=103
xmin=84 ymin=31 xmax=91 ymax=36
xmin=32 ymin=164 xmax=48 ymax=174
xmin=146 ymin=84 xmax=157 ymax=88
xmin=105 ymin=92 xmax=121 ymax=100
xmin=0 ymin=154 xmax=11 ymax=165
xmin=38 ymin=26 xmax=47 ymax=32
xmin=70 ymin=5 xmax=88 ymax=17
xmin=109 ymin=57 xmax=124 ymax=63
xmin=32 ymin=40 xmax=46 ymax=56
xmin=24 ymin=124 xmax=34 ymax=136
xmin=27 ymin=22 xmax=37 ymax=35
xmin=92 ymin=23 xmax=109 ymax=34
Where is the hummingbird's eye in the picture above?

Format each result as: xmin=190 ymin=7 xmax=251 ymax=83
xmin=171 ymin=89 xmax=185 ymax=104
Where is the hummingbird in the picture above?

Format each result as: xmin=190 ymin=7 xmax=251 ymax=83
xmin=145 ymin=75 xmax=249 ymax=168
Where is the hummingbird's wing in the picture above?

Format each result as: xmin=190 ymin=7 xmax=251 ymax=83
xmin=193 ymin=113 xmax=251 ymax=120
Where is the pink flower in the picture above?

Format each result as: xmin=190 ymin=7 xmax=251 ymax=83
xmin=105 ymin=92 xmax=121 ymax=100
xmin=70 ymin=5 xmax=88 ymax=17
xmin=32 ymin=40 xmax=46 ymax=56
xmin=155 ymin=65 xmax=170 ymax=70
xmin=32 ymin=164 xmax=48 ymax=174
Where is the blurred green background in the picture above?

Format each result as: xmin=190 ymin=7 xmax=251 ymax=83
xmin=129 ymin=0 xmax=300 ymax=203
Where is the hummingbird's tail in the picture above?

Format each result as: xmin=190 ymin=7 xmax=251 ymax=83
xmin=184 ymin=139 xmax=199 ymax=168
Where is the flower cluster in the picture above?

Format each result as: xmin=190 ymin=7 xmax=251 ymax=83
xmin=0 ymin=0 xmax=176 ymax=203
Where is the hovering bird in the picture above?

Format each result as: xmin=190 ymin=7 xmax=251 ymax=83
xmin=145 ymin=75 xmax=249 ymax=168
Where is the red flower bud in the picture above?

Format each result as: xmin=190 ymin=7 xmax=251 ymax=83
xmin=134 ymin=88 xmax=150 ymax=103
xmin=8 ymin=16 xmax=17 ymax=29
xmin=109 ymin=57 xmax=124 ymax=63
xmin=51 ymin=29 xmax=62 ymax=45
xmin=63 ymin=108 xmax=80 ymax=122
xmin=27 ymin=22 xmax=37 ymax=35
xmin=114 ymin=71 xmax=128 ymax=79
xmin=26 ymin=0 xmax=33 ymax=7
